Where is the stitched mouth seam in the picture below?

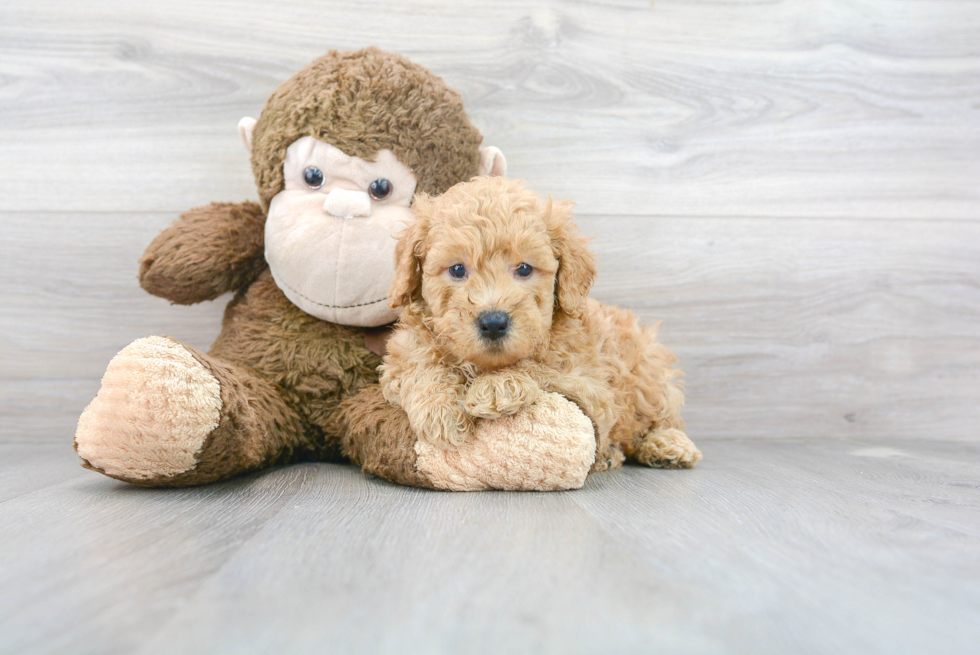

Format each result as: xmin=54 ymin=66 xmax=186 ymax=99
xmin=279 ymin=278 xmax=388 ymax=309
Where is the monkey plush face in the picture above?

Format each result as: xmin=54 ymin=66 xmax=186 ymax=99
xmin=239 ymin=47 xmax=506 ymax=327
xmin=263 ymin=136 xmax=417 ymax=326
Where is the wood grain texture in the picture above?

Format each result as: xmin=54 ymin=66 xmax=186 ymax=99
xmin=0 ymin=0 xmax=978 ymax=218
xmin=2 ymin=2 xmax=979 ymax=653
xmin=0 ymin=439 xmax=977 ymax=654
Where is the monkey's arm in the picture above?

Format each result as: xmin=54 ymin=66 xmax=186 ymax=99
xmin=139 ymin=201 xmax=267 ymax=304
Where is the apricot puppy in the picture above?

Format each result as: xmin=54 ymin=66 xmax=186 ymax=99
xmin=380 ymin=177 xmax=701 ymax=472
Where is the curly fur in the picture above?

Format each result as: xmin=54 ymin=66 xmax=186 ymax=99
xmin=380 ymin=177 xmax=702 ymax=471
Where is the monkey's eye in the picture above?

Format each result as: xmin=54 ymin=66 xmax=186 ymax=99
xmin=368 ymin=178 xmax=392 ymax=200
xmin=304 ymin=166 xmax=324 ymax=189
xmin=515 ymin=263 xmax=534 ymax=278
xmin=448 ymin=264 xmax=467 ymax=280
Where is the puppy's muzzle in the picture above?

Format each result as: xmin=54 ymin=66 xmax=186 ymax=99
xmin=477 ymin=311 xmax=510 ymax=342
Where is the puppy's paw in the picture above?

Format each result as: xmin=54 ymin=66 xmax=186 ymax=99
xmin=464 ymin=371 xmax=541 ymax=419
xmin=591 ymin=445 xmax=626 ymax=472
xmin=635 ymin=428 xmax=702 ymax=469
xmin=412 ymin=399 xmax=474 ymax=450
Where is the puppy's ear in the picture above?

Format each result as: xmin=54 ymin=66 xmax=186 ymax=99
xmin=547 ymin=197 xmax=596 ymax=318
xmin=388 ymin=193 xmax=431 ymax=308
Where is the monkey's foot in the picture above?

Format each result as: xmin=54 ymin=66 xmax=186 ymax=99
xmin=75 ymin=336 xmax=222 ymax=483
xmin=415 ymin=392 xmax=596 ymax=491
xmin=634 ymin=428 xmax=702 ymax=469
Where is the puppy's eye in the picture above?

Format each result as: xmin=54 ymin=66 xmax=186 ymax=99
xmin=448 ymin=264 xmax=467 ymax=280
xmin=304 ymin=166 xmax=324 ymax=189
xmin=369 ymin=178 xmax=392 ymax=200
xmin=515 ymin=263 xmax=534 ymax=278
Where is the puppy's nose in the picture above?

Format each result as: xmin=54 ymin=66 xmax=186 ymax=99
xmin=477 ymin=311 xmax=510 ymax=341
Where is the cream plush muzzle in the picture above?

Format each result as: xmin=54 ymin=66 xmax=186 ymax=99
xmin=265 ymin=136 xmax=418 ymax=326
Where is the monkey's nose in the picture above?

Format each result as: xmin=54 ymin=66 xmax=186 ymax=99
xmin=323 ymin=189 xmax=372 ymax=218
xmin=477 ymin=311 xmax=510 ymax=342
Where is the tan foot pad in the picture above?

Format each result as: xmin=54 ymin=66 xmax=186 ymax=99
xmin=75 ymin=336 xmax=221 ymax=481
xmin=415 ymin=392 xmax=596 ymax=491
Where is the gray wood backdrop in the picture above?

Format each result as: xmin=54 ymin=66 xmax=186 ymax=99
xmin=2 ymin=0 xmax=979 ymax=443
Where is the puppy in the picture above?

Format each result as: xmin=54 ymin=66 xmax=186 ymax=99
xmin=380 ymin=177 xmax=701 ymax=472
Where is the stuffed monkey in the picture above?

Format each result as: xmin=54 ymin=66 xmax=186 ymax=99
xmin=74 ymin=48 xmax=596 ymax=491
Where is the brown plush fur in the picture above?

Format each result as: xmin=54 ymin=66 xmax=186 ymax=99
xmin=208 ymin=270 xmax=381 ymax=460
xmin=251 ymin=47 xmax=484 ymax=208
xmin=337 ymin=385 xmax=435 ymax=489
xmin=139 ymin=201 xmax=267 ymax=305
xmin=380 ymin=177 xmax=702 ymax=471
xmin=77 ymin=48 xmax=489 ymax=487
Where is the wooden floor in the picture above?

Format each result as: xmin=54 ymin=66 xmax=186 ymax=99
xmin=2 ymin=0 xmax=979 ymax=653
xmin=1 ymin=438 xmax=978 ymax=654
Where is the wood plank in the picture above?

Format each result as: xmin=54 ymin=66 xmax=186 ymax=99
xmin=4 ymin=212 xmax=977 ymax=441
xmin=1 ymin=439 xmax=976 ymax=654
xmin=0 ymin=441 xmax=87 ymax=503
xmin=580 ymin=215 xmax=980 ymax=441
xmin=571 ymin=438 xmax=980 ymax=654
xmin=0 ymin=0 xmax=978 ymax=218
xmin=0 ymin=458 xmax=315 ymax=655
xmin=134 ymin=466 xmax=728 ymax=655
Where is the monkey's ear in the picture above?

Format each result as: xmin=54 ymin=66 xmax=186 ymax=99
xmin=479 ymin=147 xmax=507 ymax=177
xmin=238 ymin=117 xmax=257 ymax=153
xmin=547 ymin=197 xmax=596 ymax=318
xmin=388 ymin=194 xmax=432 ymax=308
